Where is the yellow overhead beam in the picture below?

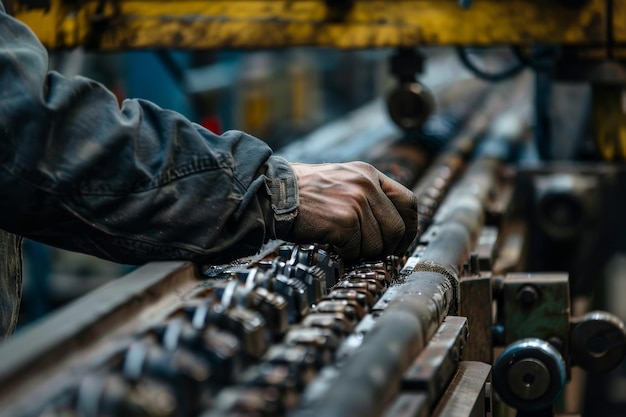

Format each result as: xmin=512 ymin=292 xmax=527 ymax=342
xmin=612 ymin=0 xmax=626 ymax=45
xmin=13 ymin=0 xmax=611 ymax=51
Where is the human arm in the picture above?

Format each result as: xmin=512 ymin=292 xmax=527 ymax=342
xmin=0 ymin=5 xmax=418 ymax=264
xmin=0 ymin=7 xmax=297 ymax=264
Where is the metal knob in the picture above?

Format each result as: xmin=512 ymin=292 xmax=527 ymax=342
xmin=386 ymin=82 xmax=435 ymax=131
xmin=571 ymin=311 xmax=626 ymax=372
xmin=493 ymin=338 xmax=566 ymax=411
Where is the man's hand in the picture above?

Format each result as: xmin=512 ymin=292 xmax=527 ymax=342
xmin=286 ymin=162 xmax=418 ymax=260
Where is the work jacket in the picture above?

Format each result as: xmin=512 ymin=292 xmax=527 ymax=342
xmin=0 ymin=1 xmax=299 ymax=338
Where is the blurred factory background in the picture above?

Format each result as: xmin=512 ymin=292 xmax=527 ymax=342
xmin=4 ymin=2 xmax=626 ymax=417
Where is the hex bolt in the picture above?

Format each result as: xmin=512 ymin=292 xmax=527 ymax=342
xmin=492 ymin=323 xmax=505 ymax=346
xmin=517 ymin=285 xmax=539 ymax=307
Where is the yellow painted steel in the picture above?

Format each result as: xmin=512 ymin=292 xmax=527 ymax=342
xmin=613 ymin=0 xmax=626 ymax=44
xmin=13 ymin=0 xmax=610 ymax=51
xmin=592 ymin=84 xmax=626 ymax=161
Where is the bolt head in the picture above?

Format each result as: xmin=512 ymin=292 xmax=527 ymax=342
xmin=517 ymin=285 xmax=539 ymax=306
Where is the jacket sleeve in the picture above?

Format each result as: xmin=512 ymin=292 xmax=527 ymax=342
xmin=0 ymin=7 xmax=299 ymax=265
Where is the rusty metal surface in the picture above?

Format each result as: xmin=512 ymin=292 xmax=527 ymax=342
xmin=402 ymin=316 xmax=469 ymax=410
xmin=459 ymin=276 xmax=493 ymax=364
xmin=431 ymin=361 xmax=491 ymax=417
xmin=291 ymin=268 xmax=456 ymax=417
xmin=13 ymin=0 xmax=610 ymax=50
xmin=500 ymin=273 xmax=572 ymax=375
xmin=381 ymin=393 xmax=429 ymax=417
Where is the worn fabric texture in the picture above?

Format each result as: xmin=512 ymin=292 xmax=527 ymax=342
xmin=0 ymin=0 xmax=298 ymax=338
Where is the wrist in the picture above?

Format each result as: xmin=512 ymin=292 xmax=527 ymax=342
xmin=264 ymin=157 xmax=299 ymax=239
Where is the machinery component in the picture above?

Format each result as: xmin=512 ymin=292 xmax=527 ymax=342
xmin=122 ymin=339 xmax=212 ymax=416
xmin=314 ymin=299 xmax=365 ymax=322
xmin=345 ymin=269 xmax=391 ymax=289
xmin=77 ymin=373 xmax=178 ymax=417
xmin=367 ymin=79 xmax=491 ymax=188
xmin=292 ymin=304 xmax=432 ymax=417
xmin=263 ymin=345 xmax=323 ymax=381
xmin=271 ymin=244 xmax=342 ymax=289
xmin=402 ymin=316 xmax=469 ymax=410
xmin=300 ymin=313 xmax=355 ymax=337
xmin=239 ymin=363 xmax=303 ymax=410
xmin=215 ymin=277 xmax=290 ymax=337
xmin=380 ymin=317 xmax=470 ymax=416
xmin=323 ymin=288 xmax=372 ymax=310
xmin=158 ymin=318 xmax=242 ymax=384
xmin=262 ymin=253 xmax=327 ymax=309
xmin=249 ymin=287 xmax=290 ymax=338
xmin=534 ymin=173 xmax=600 ymax=240
xmin=493 ymin=338 xmax=567 ymax=412
xmin=570 ymin=311 xmax=626 ymax=372
xmin=203 ymin=386 xmax=284 ymax=417
xmin=333 ymin=279 xmax=379 ymax=305
xmin=190 ymin=299 xmax=268 ymax=359
xmin=283 ymin=327 xmax=341 ymax=365
xmin=292 ymin=264 xmax=327 ymax=306
xmin=431 ymin=362 xmax=492 ymax=417
xmin=386 ymin=48 xmax=435 ymax=131
xmin=455 ymin=47 xmax=529 ymax=83
xmin=386 ymin=81 xmax=435 ymax=131
xmin=273 ymin=274 xmax=310 ymax=324
xmin=459 ymin=275 xmax=493 ymax=363
xmin=381 ymin=393 xmax=429 ymax=417
xmin=497 ymin=273 xmax=571 ymax=373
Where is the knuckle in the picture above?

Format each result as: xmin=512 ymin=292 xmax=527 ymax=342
xmin=335 ymin=208 xmax=360 ymax=229
xmin=352 ymin=192 xmax=369 ymax=206
xmin=352 ymin=161 xmax=377 ymax=176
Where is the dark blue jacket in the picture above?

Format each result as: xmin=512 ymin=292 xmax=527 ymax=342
xmin=0 ymin=1 xmax=299 ymax=338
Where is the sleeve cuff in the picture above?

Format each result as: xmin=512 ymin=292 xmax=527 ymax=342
xmin=264 ymin=156 xmax=299 ymax=238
